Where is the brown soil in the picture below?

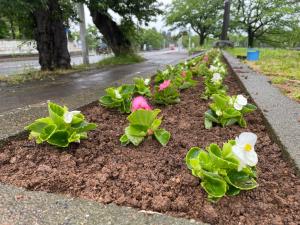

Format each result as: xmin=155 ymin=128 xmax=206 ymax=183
xmin=0 ymin=74 xmax=299 ymax=225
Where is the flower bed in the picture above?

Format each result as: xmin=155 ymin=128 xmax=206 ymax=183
xmin=0 ymin=52 xmax=299 ymax=224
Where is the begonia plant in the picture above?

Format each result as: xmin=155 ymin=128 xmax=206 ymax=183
xmin=204 ymin=94 xmax=257 ymax=129
xmin=25 ymin=102 xmax=96 ymax=147
xmin=120 ymin=109 xmax=170 ymax=146
xmin=186 ymin=132 xmax=258 ymax=202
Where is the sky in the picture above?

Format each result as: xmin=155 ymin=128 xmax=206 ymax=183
xmin=84 ymin=0 xmax=173 ymax=32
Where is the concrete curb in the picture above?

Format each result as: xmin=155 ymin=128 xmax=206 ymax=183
xmin=223 ymin=51 xmax=300 ymax=173
xmin=0 ymin=184 xmax=205 ymax=225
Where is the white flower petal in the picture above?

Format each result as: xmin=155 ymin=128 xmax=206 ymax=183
xmin=144 ymin=78 xmax=150 ymax=85
xmin=232 ymin=145 xmax=247 ymax=162
xmin=63 ymin=111 xmax=80 ymax=124
xmin=244 ymin=150 xmax=258 ymax=167
xmin=234 ymin=102 xmax=243 ymax=111
xmin=236 ymin=95 xmax=247 ymax=106
xmin=239 ymin=132 xmax=257 ymax=146
xmin=238 ymin=161 xmax=246 ymax=171
xmin=114 ymin=90 xmax=122 ymax=99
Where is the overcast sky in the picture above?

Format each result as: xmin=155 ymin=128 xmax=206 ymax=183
xmin=84 ymin=0 xmax=173 ymax=32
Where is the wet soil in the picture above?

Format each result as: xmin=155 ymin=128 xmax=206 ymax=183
xmin=0 ymin=73 xmax=299 ymax=225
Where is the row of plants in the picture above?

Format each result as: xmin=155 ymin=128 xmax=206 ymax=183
xmin=25 ymin=49 xmax=259 ymax=202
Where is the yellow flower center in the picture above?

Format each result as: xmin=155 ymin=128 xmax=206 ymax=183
xmin=244 ymin=144 xmax=252 ymax=152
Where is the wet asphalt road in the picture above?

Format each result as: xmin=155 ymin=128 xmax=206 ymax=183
xmin=0 ymin=50 xmax=189 ymax=113
xmin=0 ymin=54 xmax=111 ymax=76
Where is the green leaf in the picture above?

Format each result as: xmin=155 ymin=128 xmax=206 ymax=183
xmin=121 ymin=84 xmax=135 ymax=95
xmin=226 ymin=185 xmax=241 ymax=196
xmin=209 ymin=144 xmax=239 ymax=170
xmin=154 ymin=129 xmax=171 ymax=146
xmin=204 ymin=118 xmax=213 ymax=129
xmin=186 ymin=147 xmax=201 ymax=170
xmin=126 ymin=134 xmax=145 ymax=146
xmin=198 ymin=150 xmax=213 ymax=171
xmin=222 ymin=142 xmax=233 ymax=158
xmin=68 ymin=132 xmax=81 ymax=143
xmin=40 ymin=124 xmax=57 ymax=141
xmin=151 ymin=118 xmax=162 ymax=131
xmin=226 ymin=170 xmax=258 ymax=190
xmin=238 ymin=117 xmax=247 ymax=128
xmin=201 ymin=170 xmax=227 ymax=198
xmin=125 ymin=125 xmax=147 ymax=137
xmin=120 ymin=134 xmax=130 ymax=146
xmin=204 ymin=110 xmax=219 ymax=123
xmin=73 ymin=122 xmax=97 ymax=133
xmin=47 ymin=130 xmax=69 ymax=147
xmin=127 ymin=109 xmax=161 ymax=127
xmin=223 ymin=109 xmax=241 ymax=118
xmin=241 ymin=103 xmax=257 ymax=114
xmin=25 ymin=117 xmax=53 ymax=133
xmin=224 ymin=118 xmax=238 ymax=126
xmin=48 ymin=102 xmax=65 ymax=126
xmin=211 ymin=94 xmax=228 ymax=109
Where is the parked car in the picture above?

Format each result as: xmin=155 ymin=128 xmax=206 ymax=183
xmin=96 ymin=43 xmax=111 ymax=54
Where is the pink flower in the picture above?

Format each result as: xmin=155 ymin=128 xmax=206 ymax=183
xmin=203 ymin=55 xmax=209 ymax=63
xmin=131 ymin=96 xmax=152 ymax=112
xmin=181 ymin=71 xmax=187 ymax=78
xmin=159 ymin=80 xmax=171 ymax=91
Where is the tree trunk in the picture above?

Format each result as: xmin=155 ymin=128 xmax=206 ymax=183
xmin=88 ymin=8 xmax=134 ymax=56
xmin=33 ymin=0 xmax=71 ymax=70
xmin=220 ymin=0 xmax=231 ymax=40
xmin=248 ymin=29 xmax=254 ymax=48
xmin=9 ymin=18 xmax=16 ymax=39
xmin=199 ymin=33 xmax=206 ymax=46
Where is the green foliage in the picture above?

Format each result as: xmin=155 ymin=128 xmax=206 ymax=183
xmin=155 ymin=64 xmax=197 ymax=90
xmin=99 ymin=85 xmax=135 ymax=113
xmin=133 ymin=77 xmax=152 ymax=97
xmin=120 ymin=109 xmax=170 ymax=146
xmin=231 ymin=0 xmax=300 ymax=47
xmin=153 ymin=84 xmax=181 ymax=105
xmin=139 ymin=28 xmax=164 ymax=50
xmin=204 ymin=94 xmax=257 ymax=129
xmin=97 ymin=54 xmax=144 ymax=67
xmin=227 ymin=47 xmax=300 ymax=102
xmin=186 ymin=142 xmax=258 ymax=201
xmin=166 ymin=0 xmax=223 ymax=45
xmin=154 ymin=65 xmax=177 ymax=84
xmin=202 ymin=76 xmax=227 ymax=99
xmin=202 ymin=53 xmax=228 ymax=99
xmin=25 ymin=102 xmax=96 ymax=148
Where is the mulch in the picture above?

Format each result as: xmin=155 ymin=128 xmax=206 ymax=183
xmin=0 ymin=70 xmax=299 ymax=225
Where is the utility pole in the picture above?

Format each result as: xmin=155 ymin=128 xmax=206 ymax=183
xmin=188 ymin=26 xmax=191 ymax=50
xmin=221 ymin=0 xmax=231 ymax=40
xmin=78 ymin=4 xmax=89 ymax=64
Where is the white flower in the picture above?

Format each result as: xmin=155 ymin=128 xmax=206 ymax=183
xmin=211 ymin=73 xmax=222 ymax=83
xmin=232 ymin=132 xmax=258 ymax=171
xmin=209 ymin=65 xmax=218 ymax=72
xmin=63 ymin=110 xmax=81 ymax=123
xmin=114 ymin=90 xmax=122 ymax=99
xmin=216 ymin=110 xmax=223 ymax=116
xmin=234 ymin=95 xmax=247 ymax=110
xmin=144 ymin=78 xmax=150 ymax=85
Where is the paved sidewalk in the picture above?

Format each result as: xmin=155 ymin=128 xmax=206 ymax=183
xmin=224 ymin=51 xmax=300 ymax=173
xmin=0 ymin=184 xmax=204 ymax=225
